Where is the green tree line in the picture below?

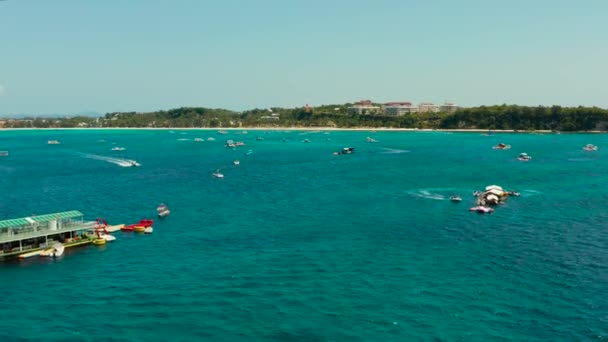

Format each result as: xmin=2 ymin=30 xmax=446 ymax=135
xmin=3 ymin=105 xmax=608 ymax=131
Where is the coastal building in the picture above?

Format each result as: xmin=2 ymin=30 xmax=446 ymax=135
xmin=440 ymin=102 xmax=460 ymax=113
xmin=0 ymin=211 xmax=97 ymax=258
xmin=347 ymin=100 xmax=381 ymax=115
xmin=261 ymin=113 xmax=280 ymax=120
xmin=418 ymin=102 xmax=440 ymax=113
xmin=383 ymin=102 xmax=419 ymax=116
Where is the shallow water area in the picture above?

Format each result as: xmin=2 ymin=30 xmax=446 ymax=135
xmin=0 ymin=129 xmax=606 ymax=341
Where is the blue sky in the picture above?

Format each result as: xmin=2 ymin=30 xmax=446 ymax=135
xmin=0 ymin=0 xmax=607 ymax=115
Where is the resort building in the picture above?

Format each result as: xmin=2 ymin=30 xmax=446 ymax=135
xmin=439 ymin=102 xmax=460 ymax=113
xmin=383 ymin=102 xmax=419 ymax=116
xmin=0 ymin=211 xmax=98 ymax=258
xmin=347 ymin=100 xmax=381 ymax=115
xmin=418 ymin=102 xmax=440 ymax=113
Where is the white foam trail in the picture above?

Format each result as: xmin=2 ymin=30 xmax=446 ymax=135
xmin=81 ymin=153 xmax=140 ymax=167
xmin=407 ymin=189 xmax=447 ymax=201
xmin=380 ymin=148 xmax=410 ymax=154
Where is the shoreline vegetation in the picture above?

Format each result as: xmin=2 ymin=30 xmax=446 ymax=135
xmin=2 ymin=104 xmax=608 ymax=132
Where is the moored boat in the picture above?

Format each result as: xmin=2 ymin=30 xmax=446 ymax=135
xmin=469 ymin=206 xmax=494 ymax=213
xmin=366 ymin=137 xmax=378 ymax=143
xmin=212 ymin=170 xmax=224 ymax=179
xmin=0 ymin=151 xmax=8 ymax=157
xmin=144 ymin=227 xmax=153 ymax=234
xmin=339 ymin=147 xmax=355 ymax=154
xmin=233 ymin=160 xmax=240 ymax=166
xmin=133 ymin=225 xmax=146 ymax=233
xmin=48 ymin=140 xmax=60 ymax=145
xmin=93 ymin=238 xmax=106 ymax=245
xmin=111 ymin=147 xmax=126 ymax=151
xmin=194 ymin=138 xmax=204 ymax=142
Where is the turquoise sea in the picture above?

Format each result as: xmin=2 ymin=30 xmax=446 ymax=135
xmin=0 ymin=129 xmax=606 ymax=341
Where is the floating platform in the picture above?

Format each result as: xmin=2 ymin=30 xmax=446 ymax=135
xmin=105 ymin=224 xmax=125 ymax=233
xmin=18 ymin=250 xmax=42 ymax=259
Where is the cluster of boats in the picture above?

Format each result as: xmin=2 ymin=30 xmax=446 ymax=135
xmin=493 ymin=143 xmax=599 ymax=161
xmin=469 ymin=185 xmax=520 ymax=214
xmin=225 ymin=140 xmax=246 ymax=148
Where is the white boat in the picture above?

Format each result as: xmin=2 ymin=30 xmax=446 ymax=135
xmin=246 ymin=150 xmax=253 ymax=155
xmin=41 ymin=243 xmax=65 ymax=257
xmin=126 ymin=160 xmax=140 ymax=167
xmin=366 ymin=137 xmax=378 ymax=143
xmin=157 ymin=203 xmax=170 ymax=218
xmin=256 ymin=136 xmax=264 ymax=141
xmin=207 ymin=137 xmax=216 ymax=141
xmin=233 ymin=160 xmax=240 ymax=166
xmin=102 ymin=234 xmax=116 ymax=242
xmin=0 ymin=151 xmax=8 ymax=157
xmin=48 ymin=140 xmax=60 ymax=145
xmin=144 ymin=227 xmax=153 ymax=234
xmin=217 ymin=131 xmax=228 ymax=135
xmin=450 ymin=195 xmax=462 ymax=202
xmin=213 ymin=170 xmax=224 ymax=179
xmin=194 ymin=138 xmax=204 ymax=142
xmin=517 ymin=153 xmax=532 ymax=161
xmin=583 ymin=144 xmax=598 ymax=151
xmin=111 ymin=147 xmax=126 ymax=151
xmin=303 ymin=139 xmax=311 ymax=143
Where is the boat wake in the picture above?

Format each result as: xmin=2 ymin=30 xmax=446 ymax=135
xmin=81 ymin=153 xmax=140 ymax=167
xmin=379 ymin=148 xmax=410 ymax=154
xmin=407 ymin=188 xmax=450 ymax=201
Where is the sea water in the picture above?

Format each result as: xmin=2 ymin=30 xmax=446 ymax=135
xmin=0 ymin=129 xmax=606 ymax=341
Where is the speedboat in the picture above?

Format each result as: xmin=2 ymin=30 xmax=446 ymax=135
xmin=127 ymin=160 xmax=140 ymax=167
xmin=517 ymin=153 xmax=532 ymax=161
xmin=0 ymin=151 xmax=8 ymax=157
xmin=492 ymin=143 xmax=511 ymax=150
xmin=48 ymin=140 xmax=60 ymax=145
xmin=469 ymin=206 xmax=494 ymax=214
xmin=339 ymin=147 xmax=355 ymax=154
xmin=207 ymin=137 xmax=216 ymax=141
xmin=450 ymin=195 xmax=462 ymax=202
xmin=233 ymin=160 xmax=240 ymax=166
xmin=366 ymin=137 xmax=378 ymax=143
xmin=583 ymin=144 xmax=598 ymax=151
xmin=144 ymin=227 xmax=153 ymax=234
xmin=194 ymin=138 xmax=204 ymax=142
xmin=157 ymin=203 xmax=170 ymax=218
xmin=213 ymin=170 xmax=224 ymax=179
xmin=111 ymin=147 xmax=126 ymax=151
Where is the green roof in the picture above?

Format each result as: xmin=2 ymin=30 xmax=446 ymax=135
xmin=0 ymin=210 xmax=83 ymax=229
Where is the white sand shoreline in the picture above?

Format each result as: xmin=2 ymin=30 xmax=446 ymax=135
xmin=0 ymin=127 xmax=605 ymax=133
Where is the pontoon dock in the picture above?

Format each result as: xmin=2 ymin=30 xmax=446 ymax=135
xmin=0 ymin=211 xmax=100 ymax=259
